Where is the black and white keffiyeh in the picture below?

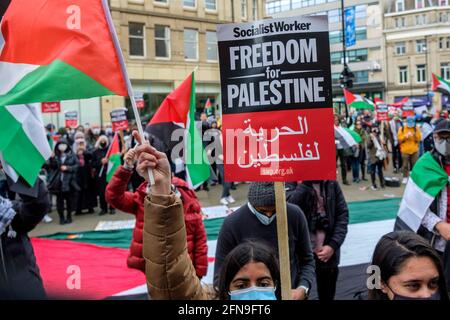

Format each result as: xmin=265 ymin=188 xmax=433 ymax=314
xmin=0 ymin=196 xmax=16 ymax=238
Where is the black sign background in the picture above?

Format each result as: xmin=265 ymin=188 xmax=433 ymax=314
xmin=218 ymin=32 xmax=332 ymax=115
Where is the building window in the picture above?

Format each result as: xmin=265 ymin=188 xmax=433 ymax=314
xmin=416 ymin=39 xmax=426 ymax=53
xmin=439 ymin=12 xmax=448 ymax=22
xmin=415 ymin=14 xmax=427 ymax=25
xmin=354 ymin=71 xmax=369 ymax=83
xmin=415 ymin=0 xmax=424 ymax=9
xmin=395 ymin=17 xmax=406 ymax=28
xmin=205 ymin=0 xmax=216 ymax=10
xmin=242 ymin=0 xmax=248 ymax=19
xmin=439 ymin=0 xmax=448 ymax=6
xmin=396 ymin=0 xmax=404 ymax=12
xmin=395 ymin=42 xmax=406 ymax=55
xmin=253 ymin=0 xmax=258 ymax=20
xmin=206 ymin=31 xmax=218 ymax=61
xmin=129 ymin=22 xmax=145 ymax=57
xmin=155 ymin=25 xmax=170 ymax=58
xmin=355 ymin=5 xmax=367 ymax=19
xmin=399 ymin=66 xmax=408 ymax=84
xmin=184 ymin=28 xmax=198 ymax=60
xmin=440 ymin=37 xmax=445 ymax=49
xmin=416 ymin=64 xmax=426 ymax=83
xmin=441 ymin=63 xmax=450 ymax=80
xmin=154 ymin=0 xmax=168 ymax=3
xmin=184 ymin=0 xmax=196 ymax=7
xmin=447 ymin=37 xmax=450 ymax=49
xmin=328 ymin=9 xmax=341 ymax=24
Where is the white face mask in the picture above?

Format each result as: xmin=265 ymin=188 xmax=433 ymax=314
xmin=92 ymin=128 xmax=100 ymax=135
xmin=58 ymin=144 xmax=68 ymax=152
xmin=434 ymin=137 xmax=450 ymax=156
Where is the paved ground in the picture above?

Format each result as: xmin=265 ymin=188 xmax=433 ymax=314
xmin=30 ymin=168 xmax=406 ymax=238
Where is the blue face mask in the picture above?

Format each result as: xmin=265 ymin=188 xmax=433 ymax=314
xmin=248 ymin=203 xmax=276 ymax=226
xmin=229 ymin=286 xmax=277 ymax=300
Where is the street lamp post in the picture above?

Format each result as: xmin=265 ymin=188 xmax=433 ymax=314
xmin=424 ymin=36 xmax=430 ymax=107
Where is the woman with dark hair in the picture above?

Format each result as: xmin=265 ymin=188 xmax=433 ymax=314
xmin=134 ymin=131 xmax=280 ymax=300
xmin=369 ymin=231 xmax=449 ymax=300
xmin=217 ymin=241 xmax=280 ymax=300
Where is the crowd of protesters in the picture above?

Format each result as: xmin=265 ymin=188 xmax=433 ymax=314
xmin=2 ymin=105 xmax=450 ymax=301
xmin=334 ymin=108 xmax=449 ymax=190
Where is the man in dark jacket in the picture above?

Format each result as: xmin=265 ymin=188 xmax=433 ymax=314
xmin=46 ymin=139 xmax=79 ymax=224
xmin=286 ymin=180 xmax=349 ymax=300
xmin=0 ymin=178 xmax=49 ymax=299
xmin=214 ymin=182 xmax=316 ymax=300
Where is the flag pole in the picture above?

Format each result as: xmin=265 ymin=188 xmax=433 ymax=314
xmin=101 ymin=0 xmax=155 ymax=186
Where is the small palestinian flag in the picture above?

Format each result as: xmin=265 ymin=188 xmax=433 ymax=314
xmin=0 ymin=104 xmax=52 ymax=186
xmin=146 ymin=72 xmax=210 ymax=189
xmin=395 ymin=152 xmax=449 ymax=232
xmin=204 ymin=98 xmax=213 ymax=116
xmin=343 ymin=89 xmax=375 ymax=110
xmin=0 ymin=0 xmax=127 ymax=106
xmin=432 ymin=73 xmax=450 ymax=96
xmin=106 ymin=133 xmax=121 ymax=182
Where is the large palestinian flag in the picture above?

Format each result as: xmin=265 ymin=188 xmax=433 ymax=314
xmin=432 ymin=73 xmax=450 ymax=96
xmin=34 ymin=197 xmax=401 ymax=299
xmin=343 ymin=88 xmax=375 ymax=110
xmin=146 ymin=72 xmax=210 ymax=189
xmin=396 ymin=152 xmax=448 ymax=232
xmin=0 ymin=0 xmax=127 ymax=106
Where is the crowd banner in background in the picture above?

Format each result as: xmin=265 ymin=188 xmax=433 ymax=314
xmin=64 ymin=110 xmax=78 ymax=128
xmin=110 ymin=108 xmax=129 ymax=132
xmin=41 ymin=102 xmax=61 ymax=113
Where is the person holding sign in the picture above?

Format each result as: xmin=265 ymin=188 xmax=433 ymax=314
xmin=213 ymin=182 xmax=315 ymax=300
xmin=135 ymin=132 xmax=281 ymax=300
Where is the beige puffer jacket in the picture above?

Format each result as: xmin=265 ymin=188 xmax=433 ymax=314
xmin=143 ymin=193 xmax=216 ymax=300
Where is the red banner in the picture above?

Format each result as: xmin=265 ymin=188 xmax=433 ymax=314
xmin=375 ymin=100 xmax=389 ymax=121
xmin=222 ymin=109 xmax=336 ymax=182
xmin=41 ymin=102 xmax=61 ymax=113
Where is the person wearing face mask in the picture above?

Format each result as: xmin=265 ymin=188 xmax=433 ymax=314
xmin=398 ymin=116 xmax=422 ymax=184
xmin=214 ymin=182 xmax=315 ymax=300
xmin=45 ymin=139 xmax=80 ymax=224
xmin=92 ymin=135 xmax=115 ymax=215
xmin=394 ymin=119 xmax=450 ymax=291
xmin=367 ymin=123 xmax=387 ymax=190
xmin=131 ymin=131 xmax=280 ymax=300
xmin=74 ymin=139 xmax=96 ymax=215
xmin=368 ymin=231 xmax=448 ymax=300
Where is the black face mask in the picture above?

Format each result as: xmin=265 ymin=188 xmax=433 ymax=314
xmin=393 ymin=291 xmax=441 ymax=301
xmin=100 ymin=142 xmax=107 ymax=148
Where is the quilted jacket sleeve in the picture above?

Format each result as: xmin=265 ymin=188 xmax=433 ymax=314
xmin=143 ymin=192 xmax=210 ymax=300
xmin=105 ymin=166 xmax=138 ymax=215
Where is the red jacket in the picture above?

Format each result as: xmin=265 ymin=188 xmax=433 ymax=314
xmin=105 ymin=166 xmax=208 ymax=277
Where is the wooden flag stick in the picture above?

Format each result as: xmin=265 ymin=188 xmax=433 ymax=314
xmin=274 ymin=181 xmax=292 ymax=300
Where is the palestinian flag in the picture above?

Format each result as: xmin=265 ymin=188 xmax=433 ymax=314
xmin=0 ymin=0 xmax=127 ymax=106
xmin=344 ymin=89 xmax=375 ymax=110
xmin=334 ymin=126 xmax=358 ymax=149
xmin=205 ymin=98 xmax=213 ymax=116
xmin=146 ymin=72 xmax=210 ymax=188
xmin=106 ymin=133 xmax=121 ymax=182
xmin=396 ymin=152 xmax=449 ymax=232
xmin=432 ymin=73 xmax=450 ymax=96
xmin=0 ymin=103 xmax=51 ymax=186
